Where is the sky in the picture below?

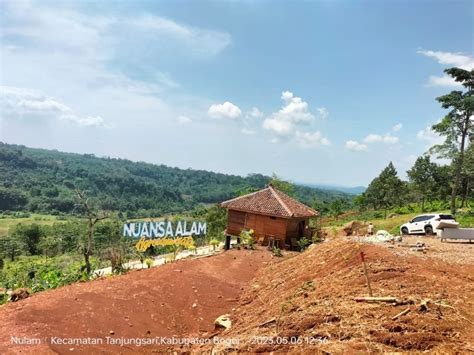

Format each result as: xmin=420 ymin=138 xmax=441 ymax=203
xmin=0 ymin=0 xmax=473 ymax=187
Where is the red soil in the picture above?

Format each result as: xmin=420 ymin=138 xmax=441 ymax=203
xmin=203 ymin=238 xmax=474 ymax=353
xmin=0 ymin=248 xmax=271 ymax=354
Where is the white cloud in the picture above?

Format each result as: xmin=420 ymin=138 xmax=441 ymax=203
xmin=262 ymin=90 xmax=315 ymax=136
xmin=392 ymin=123 xmax=402 ymax=132
xmin=246 ymin=107 xmax=264 ymax=119
xmin=208 ymin=101 xmax=242 ymax=119
xmin=176 ymin=115 xmax=192 ymax=124
xmin=270 ymin=137 xmax=279 ymax=144
xmin=262 ymin=118 xmax=293 ymax=135
xmin=345 ymin=140 xmax=368 ymax=152
xmin=426 ymin=75 xmax=463 ymax=88
xmin=417 ymin=50 xmax=474 ymax=70
xmin=295 ymin=131 xmax=330 ymax=148
xmin=416 ymin=125 xmax=444 ymax=146
xmin=128 ymin=15 xmax=231 ymax=57
xmin=363 ymin=133 xmax=399 ymax=144
xmin=317 ymin=107 xmax=329 ymax=119
xmin=0 ymin=0 xmax=234 ymax=143
xmin=241 ymin=128 xmax=256 ymax=135
xmin=417 ymin=50 xmax=474 ymax=88
xmin=0 ymin=85 xmax=109 ymax=127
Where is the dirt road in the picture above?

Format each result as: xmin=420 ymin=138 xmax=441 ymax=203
xmin=0 ymin=248 xmax=271 ymax=354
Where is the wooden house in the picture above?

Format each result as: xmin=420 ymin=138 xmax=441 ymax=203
xmin=220 ymin=184 xmax=319 ymax=249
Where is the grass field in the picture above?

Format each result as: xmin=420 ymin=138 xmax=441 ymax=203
xmin=0 ymin=214 xmax=66 ymax=237
xmin=2 ymin=208 xmax=474 ymax=239
xmin=322 ymin=209 xmax=474 ymax=235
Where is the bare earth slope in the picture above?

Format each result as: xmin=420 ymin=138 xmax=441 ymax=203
xmin=204 ymin=238 xmax=474 ymax=353
xmin=0 ymin=249 xmax=271 ymax=354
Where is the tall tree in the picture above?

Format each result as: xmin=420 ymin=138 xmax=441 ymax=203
xmin=431 ymin=68 xmax=474 ymax=214
xmin=407 ymin=156 xmax=436 ymax=211
xmin=364 ymin=162 xmax=404 ymax=217
xmin=75 ymin=190 xmax=109 ymax=275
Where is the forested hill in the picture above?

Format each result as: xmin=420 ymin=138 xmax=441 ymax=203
xmin=0 ymin=142 xmax=352 ymax=217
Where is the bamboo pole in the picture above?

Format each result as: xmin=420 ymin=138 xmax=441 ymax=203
xmin=360 ymin=251 xmax=373 ymax=297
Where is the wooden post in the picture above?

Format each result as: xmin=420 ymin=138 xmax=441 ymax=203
xmin=360 ymin=251 xmax=373 ymax=297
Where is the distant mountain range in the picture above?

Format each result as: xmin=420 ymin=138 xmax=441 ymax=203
xmin=0 ymin=143 xmax=354 ymax=216
xmin=299 ymin=183 xmax=366 ymax=195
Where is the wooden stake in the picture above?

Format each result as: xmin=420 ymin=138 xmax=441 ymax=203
xmin=353 ymin=296 xmax=399 ymax=303
xmin=392 ymin=307 xmax=410 ymax=320
xmin=360 ymin=251 xmax=373 ymax=297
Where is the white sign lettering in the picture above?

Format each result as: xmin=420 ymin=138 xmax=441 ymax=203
xmin=123 ymin=221 xmax=207 ymax=238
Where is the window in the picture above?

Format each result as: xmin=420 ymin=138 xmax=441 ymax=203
xmin=412 ymin=215 xmax=434 ymax=222
xmin=439 ymin=214 xmax=455 ymax=220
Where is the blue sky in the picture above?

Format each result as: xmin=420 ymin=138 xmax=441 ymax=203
xmin=0 ymin=0 xmax=473 ymax=186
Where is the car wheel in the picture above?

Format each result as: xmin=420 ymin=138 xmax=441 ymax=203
xmin=401 ymin=227 xmax=408 ymax=235
xmin=424 ymin=225 xmax=433 ymax=235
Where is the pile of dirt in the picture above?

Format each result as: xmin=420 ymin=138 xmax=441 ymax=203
xmin=342 ymin=220 xmax=369 ymax=236
xmin=0 ymin=249 xmax=271 ymax=354
xmin=201 ymin=238 xmax=474 ymax=353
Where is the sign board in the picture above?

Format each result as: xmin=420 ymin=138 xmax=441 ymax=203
xmin=123 ymin=220 xmax=207 ymax=252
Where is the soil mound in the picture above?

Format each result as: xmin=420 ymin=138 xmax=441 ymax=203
xmin=203 ymin=238 xmax=474 ymax=353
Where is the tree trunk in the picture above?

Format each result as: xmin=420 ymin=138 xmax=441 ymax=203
xmin=84 ymin=218 xmax=94 ymax=276
xmin=84 ymin=252 xmax=91 ymax=275
xmin=461 ymin=177 xmax=469 ymax=208
xmin=451 ymin=115 xmax=470 ymax=215
xmin=421 ymin=196 xmax=425 ymax=212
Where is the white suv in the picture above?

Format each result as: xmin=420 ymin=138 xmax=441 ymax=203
xmin=400 ymin=214 xmax=456 ymax=235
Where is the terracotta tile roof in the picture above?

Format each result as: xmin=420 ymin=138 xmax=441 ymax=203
xmin=220 ymin=185 xmax=319 ymax=218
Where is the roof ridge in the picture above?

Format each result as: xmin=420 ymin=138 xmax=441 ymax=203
xmin=269 ymin=185 xmax=293 ymax=217
xmin=220 ymin=187 xmax=270 ymax=206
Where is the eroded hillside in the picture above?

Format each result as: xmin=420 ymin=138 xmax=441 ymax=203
xmin=203 ymin=238 xmax=474 ymax=353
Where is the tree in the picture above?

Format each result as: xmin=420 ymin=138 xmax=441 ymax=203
xmin=75 ymin=190 xmax=109 ymax=275
xmin=269 ymin=173 xmax=295 ymax=196
xmin=38 ymin=235 xmax=61 ymax=258
xmin=12 ymin=224 xmax=44 ymax=255
xmin=432 ymin=164 xmax=452 ymax=202
xmin=364 ymin=162 xmax=404 ymax=217
xmin=407 ymin=156 xmax=436 ymax=211
xmin=0 ymin=188 xmax=28 ymax=211
xmin=353 ymin=194 xmax=367 ymax=212
xmin=459 ymin=141 xmax=474 ymax=207
xmin=431 ymin=68 xmax=474 ymax=214
xmin=0 ymin=235 xmax=26 ymax=261
xmin=329 ymin=199 xmax=344 ymax=220
xmin=205 ymin=204 xmax=227 ymax=242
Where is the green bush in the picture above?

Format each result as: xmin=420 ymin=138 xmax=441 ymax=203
xmin=296 ymin=237 xmax=311 ymax=251
xmin=210 ymin=238 xmax=220 ymax=251
xmin=272 ymin=247 xmax=283 ymax=257
xmin=240 ymin=229 xmax=255 ymax=250
xmin=0 ymin=255 xmax=96 ymax=294
xmin=0 ymin=292 xmax=7 ymax=305
xmin=145 ymin=258 xmax=153 ymax=268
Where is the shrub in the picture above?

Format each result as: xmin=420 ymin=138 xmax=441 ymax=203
xmin=145 ymin=258 xmax=153 ymax=268
xmin=296 ymin=237 xmax=311 ymax=251
xmin=312 ymin=233 xmax=321 ymax=243
xmin=210 ymin=238 xmax=220 ymax=251
xmin=240 ymin=229 xmax=255 ymax=250
xmin=373 ymin=211 xmax=384 ymax=219
xmin=0 ymin=292 xmax=8 ymax=305
xmin=272 ymin=247 xmax=283 ymax=257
